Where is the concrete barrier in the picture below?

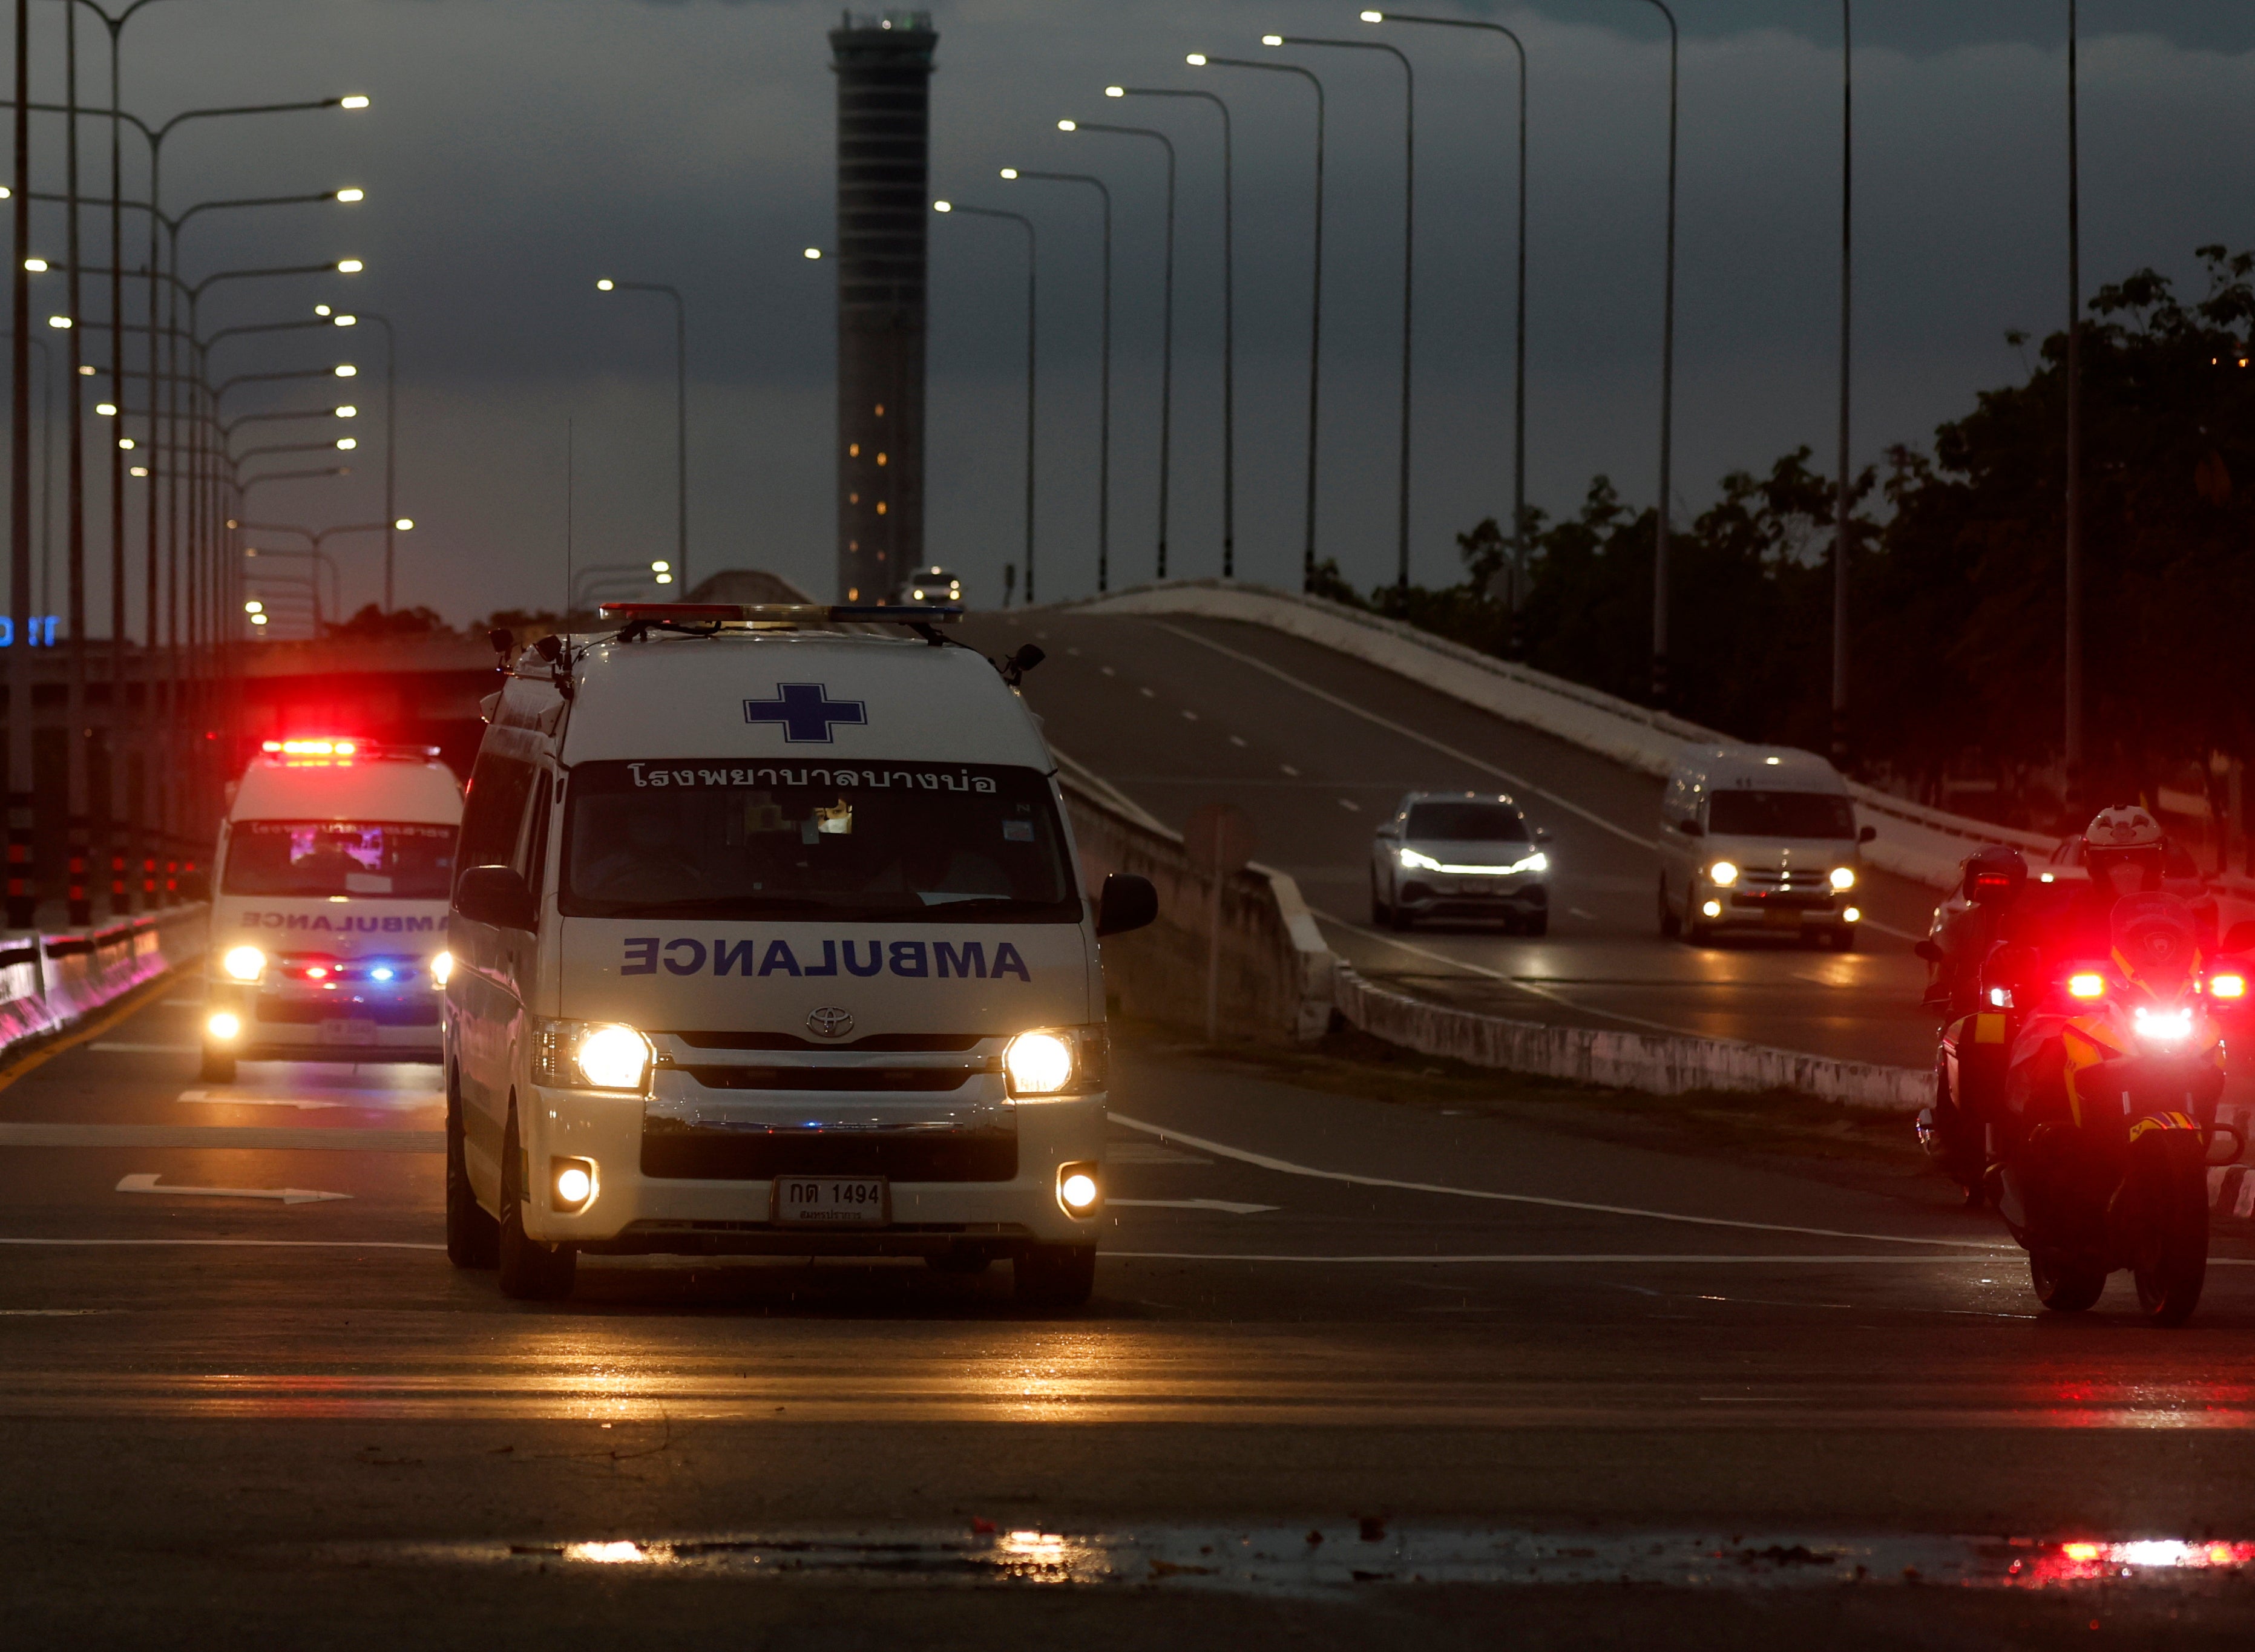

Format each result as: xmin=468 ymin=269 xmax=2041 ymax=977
xmin=1074 ymin=580 xmax=2060 ymax=891
xmin=1055 ymin=750 xmax=1333 ymax=1043
xmin=1333 ymin=963 xmax=1931 ymax=1112
xmin=0 ymin=906 xmax=207 ymax=1061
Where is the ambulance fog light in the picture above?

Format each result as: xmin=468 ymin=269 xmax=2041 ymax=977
xmin=206 ymin=1011 xmax=243 ymax=1041
xmin=576 ymin=1024 xmax=654 ymax=1091
xmin=1057 ymin=1163 xmax=1101 ymax=1216
xmin=222 ymin=945 xmax=266 ymax=982
xmin=1843 ymin=906 xmax=1862 ymax=923
xmin=551 ymin=1158 xmax=597 ymax=1213
xmin=1005 ymin=1031 xmax=1074 ymax=1096
xmin=1701 ymin=900 xmax=1722 ymax=919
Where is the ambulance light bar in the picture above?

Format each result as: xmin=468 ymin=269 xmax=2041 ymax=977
xmin=259 ymin=737 xmax=440 ymax=762
xmin=597 ymin=601 xmax=963 ymax=626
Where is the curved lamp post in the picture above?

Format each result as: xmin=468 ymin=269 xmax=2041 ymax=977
xmin=594 ymin=279 xmax=687 ymax=595
xmin=1003 ymin=168 xmax=1111 ymax=592
xmin=934 ymin=200 xmax=1037 ymax=603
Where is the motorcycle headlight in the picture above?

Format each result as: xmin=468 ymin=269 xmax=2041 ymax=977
xmin=222 ymin=944 xmax=266 ymax=983
xmin=1707 ymin=860 xmax=1739 ymax=887
xmin=1003 ymin=1026 xmax=1107 ymax=1098
xmin=2133 ymin=1005 xmax=2194 ymax=1044
xmin=1829 ymin=867 xmax=1856 ymax=891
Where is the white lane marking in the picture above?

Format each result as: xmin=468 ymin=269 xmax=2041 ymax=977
xmin=1181 ymin=710 xmax=1198 ymax=721
xmin=1100 ymin=665 xmax=1115 ymax=676
xmin=1337 ymin=798 xmax=1359 ymax=811
xmin=0 ymin=1308 xmax=121 ymax=1315
xmin=89 ymin=1042 xmax=195 ymax=1054
xmin=0 ymin=1123 xmax=441 ymax=1152
xmin=1279 ymin=762 xmax=1300 ymax=776
xmin=1156 ymin=621 xmax=1656 ymax=851
xmin=1228 ymin=735 xmax=1247 ymax=747
xmin=1105 ymin=1113 xmax=2009 ymax=1252
xmin=1569 ymin=908 xmax=1597 ymax=920
xmin=116 ymin=1172 xmax=350 ymax=1205
xmin=1308 ymin=906 xmax=1655 ymax=1026
xmin=176 ymin=1088 xmax=438 ymax=1113
xmin=1110 ymin=1198 xmax=1279 ymax=1214
xmin=1106 ymin=1141 xmax=1213 ymax=1165
xmin=1138 ymin=686 xmax=1155 ymax=699
xmin=0 ymin=1237 xmax=442 ymax=1250
xmin=1857 ymin=916 xmax=1922 ymax=942
xmin=1105 ymin=1253 xmax=2002 ymax=1265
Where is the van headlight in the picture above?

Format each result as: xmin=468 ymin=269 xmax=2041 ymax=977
xmin=222 ymin=945 xmax=266 ymax=982
xmin=533 ymin=1018 xmax=654 ymax=1092
xmin=1830 ymin=867 xmax=1856 ymax=891
xmin=1707 ymin=861 xmax=1738 ymax=887
xmin=429 ymin=949 xmax=453 ymax=989
xmin=1003 ymin=1026 xmax=1108 ymax=1098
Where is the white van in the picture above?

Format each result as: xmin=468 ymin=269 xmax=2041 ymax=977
xmin=441 ymin=603 xmax=1156 ymax=1308
xmin=203 ymin=738 xmax=464 ymax=1082
xmin=1655 ymin=745 xmax=1874 ymax=949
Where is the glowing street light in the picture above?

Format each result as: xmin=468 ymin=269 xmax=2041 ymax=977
xmin=335 ymin=258 xmax=364 ymax=274
xmin=335 ymin=188 xmax=365 ymax=203
xmin=340 ymin=94 xmax=372 ymax=110
xmin=333 ymin=364 xmax=356 ymax=378
xmin=802 ymin=247 xmax=822 ymax=260
xmin=334 ymin=405 xmax=358 ymax=419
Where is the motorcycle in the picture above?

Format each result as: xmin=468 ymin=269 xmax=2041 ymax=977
xmin=1940 ymin=894 xmax=2248 ymax=1325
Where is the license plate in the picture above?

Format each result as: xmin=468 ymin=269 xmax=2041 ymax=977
xmin=318 ymin=1017 xmax=376 ymax=1044
xmin=775 ymin=1176 xmax=888 ymax=1225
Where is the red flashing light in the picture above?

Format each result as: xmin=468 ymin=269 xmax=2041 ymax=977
xmin=263 ymin=737 xmax=359 ymax=758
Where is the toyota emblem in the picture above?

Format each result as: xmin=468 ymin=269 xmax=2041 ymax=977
xmin=806 ymin=1006 xmax=855 ymax=1040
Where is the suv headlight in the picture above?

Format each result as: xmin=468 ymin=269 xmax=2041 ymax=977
xmin=533 ymin=1018 xmax=654 ymax=1092
xmin=222 ymin=944 xmax=266 ymax=982
xmin=1003 ymin=1025 xmax=1108 ymax=1098
xmin=1707 ymin=860 xmax=1738 ymax=887
xmin=1829 ymin=867 xmax=1856 ymax=891
xmin=1399 ymin=847 xmax=1442 ymax=871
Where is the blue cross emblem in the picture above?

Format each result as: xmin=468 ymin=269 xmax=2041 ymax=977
xmin=742 ymin=683 xmax=867 ymax=743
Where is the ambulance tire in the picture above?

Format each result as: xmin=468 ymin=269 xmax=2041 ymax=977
xmin=445 ymin=1076 xmax=499 ymax=1270
xmin=497 ymin=1101 xmax=576 ymax=1300
xmin=198 ymin=1043 xmax=236 ymax=1085
xmin=1014 ymin=1242 xmax=1095 ymax=1309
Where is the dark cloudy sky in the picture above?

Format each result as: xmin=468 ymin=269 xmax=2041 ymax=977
xmin=18 ymin=1 xmax=2255 ymax=628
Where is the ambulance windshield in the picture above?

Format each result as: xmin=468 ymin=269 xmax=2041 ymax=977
xmin=222 ymin=821 xmax=457 ymax=900
xmin=559 ymin=760 xmax=1080 ymax=923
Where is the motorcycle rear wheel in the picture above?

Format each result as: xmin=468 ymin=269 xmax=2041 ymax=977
xmin=2029 ymin=1250 xmax=2105 ymax=1314
xmin=2129 ymin=1141 xmax=2208 ymax=1328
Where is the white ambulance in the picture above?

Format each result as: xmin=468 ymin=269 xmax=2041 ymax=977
xmin=441 ymin=603 xmax=1155 ymax=1308
xmin=203 ymin=738 xmax=464 ymax=1083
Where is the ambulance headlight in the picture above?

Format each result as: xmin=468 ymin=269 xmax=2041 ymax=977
xmin=1005 ymin=1031 xmax=1074 ymax=1095
xmin=429 ymin=949 xmax=453 ymax=989
xmin=222 ymin=945 xmax=266 ymax=982
xmin=206 ymin=1011 xmax=242 ymax=1042
xmin=576 ymin=1025 xmax=654 ymax=1091
xmin=1829 ymin=867 xmax=1857 ymax=891
xmin=1003 ymin=1026 xmax=1108 ymax=1098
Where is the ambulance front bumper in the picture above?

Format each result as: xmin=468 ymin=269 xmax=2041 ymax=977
xmin=517 ymin=1084 xmax=1108 ymax=1253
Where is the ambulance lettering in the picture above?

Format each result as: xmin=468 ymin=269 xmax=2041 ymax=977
xmin=619 ymin=936 xmax=1031 ymax=981
xmin=240 ymin=911 xmax=437 ymax=932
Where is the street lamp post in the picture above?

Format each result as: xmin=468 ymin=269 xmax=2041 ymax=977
xmin=8 ymin=0 xmax=33 ymax=927
xmin=595 ymin=280 xmax=688 ymax=597
xmin=1190 ymin=54 xmax=1325 ymax=592
xmin=1106 ymin=84 xmax=1233 ymax=579
xmin=1004 ymin=168 xmax=1111 ymax=592
xmin=1265 ymin=31 xmax=1415 ymax=594
xmin=2063 ymin=0 xmax=2083 ymax=804
xmin=1362 ymin=10 xmax=1529 ymax=605
xmin=1834 ymin=2 xmax=1853 ymax=766
xmin=933 ymin=202 xmax=1039 ymax=603
xmin=1060 ymin=119 xmax=1175 ymax=582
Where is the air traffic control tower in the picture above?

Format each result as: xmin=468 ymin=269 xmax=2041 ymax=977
xmin=830 ymin=10 xmax=936 ymax=602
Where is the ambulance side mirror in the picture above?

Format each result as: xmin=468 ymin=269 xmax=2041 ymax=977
xmin=1859 ymin=824 xmax=1877 ymax=844
xmin=454 ymin=864 xmax=537 ymax=931
xmin=1095 ymin=873 xmax=1158 ymax=938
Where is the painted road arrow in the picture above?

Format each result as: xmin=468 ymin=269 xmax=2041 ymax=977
xmin=114 ymin=1173 xmax=352 ymax=1206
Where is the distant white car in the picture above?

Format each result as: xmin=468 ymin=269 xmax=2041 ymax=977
xmin=1370 ymin=791 xmax=1551 ymax=934
xmin=893 ymin=566 xmax=962 ymax=605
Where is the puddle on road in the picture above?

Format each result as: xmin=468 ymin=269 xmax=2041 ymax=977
xmin=352 ymin=1527 xmax=2255 ymax=1596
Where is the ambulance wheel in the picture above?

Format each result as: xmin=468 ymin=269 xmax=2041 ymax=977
xmin=1014 ymin=1243 xmax=1095 ymax=1309
xmin=445 ymin=1078 xmax=498 ymax=1270
xmin=197 ymin=1043 xmax=235 ymax=1085
xmin=2029 ymin=1251 xmax=2105 ymax=1314
xmin=497 ymin=1102 xmax=576 ymax=1301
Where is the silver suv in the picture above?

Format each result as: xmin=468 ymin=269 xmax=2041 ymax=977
xmin=1370 ymin=792 xmax=1551 ymax=934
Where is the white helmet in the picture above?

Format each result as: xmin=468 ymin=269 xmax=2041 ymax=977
xmin=2084 ymin=805 xmax=2162 ymax=851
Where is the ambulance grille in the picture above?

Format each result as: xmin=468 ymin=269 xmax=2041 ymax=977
xmin=671 ymin=1031 xmax=986 ymax=1053
xmin=680 ymin=1065 xmax=971 ymax=1093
